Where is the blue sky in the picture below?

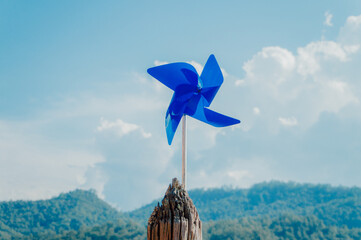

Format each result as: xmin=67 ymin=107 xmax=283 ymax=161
xmin=1 ymin=1 xmax=361 ymax=211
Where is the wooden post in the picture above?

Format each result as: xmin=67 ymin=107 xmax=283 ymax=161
xmin=148 ymin=178 xmax=202 ymax=240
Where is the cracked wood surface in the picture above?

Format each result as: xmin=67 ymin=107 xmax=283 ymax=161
xmin=148 ymin=178 xmax=202 ymax=240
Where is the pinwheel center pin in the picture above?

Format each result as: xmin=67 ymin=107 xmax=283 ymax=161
xmin=196 ymin=86 xmax=202 ymax=93
xmin=147 ymin=54 xmax=240 ymax=189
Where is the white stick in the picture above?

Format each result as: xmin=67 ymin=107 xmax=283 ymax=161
xmin=182 ymin=115 xmax=187 ymax=189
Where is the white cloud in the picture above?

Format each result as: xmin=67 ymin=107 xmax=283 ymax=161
xmin=0 ymin=120 xmax=106 ymax=201
xmin=243 ymin=47 xmax=295 ymax=82
xmin=97 ymin=117 xmax=151 ymax=139
xmin=227 ymin=170 xmax=250 ymax=182
xmin=343 ymin=44 xmax=360 ymax=54
xmin=97 ymin=118 xmax=138 ymax=135
xmin=189 ymin=157 xmax=276 ymax=189
xmin=154 ymin=60 xmax=168 ymax=66
xmin=297 ymin=41 xmax=352 ymax=76
xmin=234 ymin=16 xmax=361 ymax=132
xmin=279 ymin=117 xmax=298 ymax=127
xmin=253 ymin=107 xmax=260 ymax=115
xmin=0 ymin=72 xmax=173 ymax=210
xmin=235 ymin=79 xmax=245 ymax=86
xmin=324 ymin=11 xmax=333 ymax=27
xmin=347 ymin=15 xmax=361 ymax=25
xmin=339 ymin=15 xmax=361 ymax=45
xmin=182 ymin=117 xmax=227 ymax=162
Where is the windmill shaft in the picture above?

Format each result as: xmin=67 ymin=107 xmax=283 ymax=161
xmin=182 ymin=115 xmax=187 ymax=189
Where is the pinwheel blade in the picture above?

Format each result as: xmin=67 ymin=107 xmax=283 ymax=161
xmin=201 ymin=54 xmax=223 ymax=88
xmin=165 ymin=85 xmax=197 ymax=145
xmin=199 ymin=55 xmax=224 ymax=107
xmin=202 ymin=108 xmax=240 ymax=127
xmin=201 ymin=86 xmax=221 ymax=107
xmin=185 ymin=95 xmax=240 ymax=127
xmin=181 ymin=68 xmax=199 ymax=87
xmin=165 ymin=110 xmax=182 ymax=145
xmin=147 ymin=62 xmax=198 ymax=91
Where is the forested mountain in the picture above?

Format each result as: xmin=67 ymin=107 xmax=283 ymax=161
xmin=202 ymin=215 xmax=361 ymax=239
xmin=0 ymin=189 xmax=123 ymax=238
xmin=129 ymin=181 xmax=361 ymax=228
xmin=2 ymin=182 xmax=361 ymax=239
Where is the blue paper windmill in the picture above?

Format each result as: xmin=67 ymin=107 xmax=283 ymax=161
xmin=147 ymin=54 xmax=240 ymax=188
xmin=148 ymin=54 xmax=240 ymax=145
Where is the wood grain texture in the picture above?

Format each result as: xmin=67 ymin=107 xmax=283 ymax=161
xmin=148 ymin=178 xmax=202 ymax=240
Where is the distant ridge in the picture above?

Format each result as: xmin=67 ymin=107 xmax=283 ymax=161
xmin=0 ymin=189 xmax=122 ymax=238
xmin=2 ymin=181 xmax=361 ymax=239
xmin=129 ymin=181 xmax=361 ymax=228
xmin=129 ymin=181 xmax=361 ymax=239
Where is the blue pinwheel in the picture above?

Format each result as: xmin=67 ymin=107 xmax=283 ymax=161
xmin=147 ymin=54 xmax=240 ymax=145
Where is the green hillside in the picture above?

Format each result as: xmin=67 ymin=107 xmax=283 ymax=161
xmin=0 ymin=189 xmax=123 ymax=238
xmin=2 ymin=182 xmax=361 ymax=239
xmin=48 ymin=219 xmax=146 ymax=240
xmin=202 ymin=215 xmax=361 ymax=240
xmin=129 ymin=181 xmax=361 ymax=229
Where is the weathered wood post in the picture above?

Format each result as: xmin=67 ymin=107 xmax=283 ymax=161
xmin=147 ymin=178 xmax=202 ymax=240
